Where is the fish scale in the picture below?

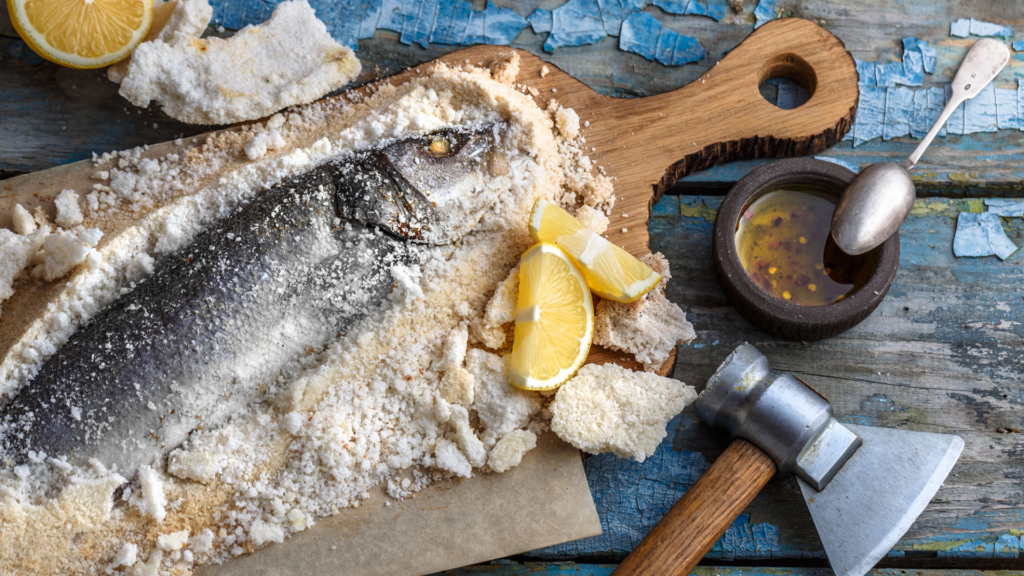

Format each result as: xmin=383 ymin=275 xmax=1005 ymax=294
xmin=0 ymin=124 xmax=506 ymax=475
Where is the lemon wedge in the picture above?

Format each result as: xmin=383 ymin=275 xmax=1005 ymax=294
xmin=509 ymin=243 xmax=593 ymax=391
xmin=529 ymin=198 xmax=661 ymax=303
xmin=7 ymin=0 xmax=153 ymax=69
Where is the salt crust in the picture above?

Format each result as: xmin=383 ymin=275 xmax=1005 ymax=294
xmin=470 ymin=264 xmax=519 ymax=349
xmin=487 ymin=429 xmax=537 ymax=473
xmin=467 ymin=349 xmax=541 ymax=446
xmin=0 ymin=57 xmax=616 ymax=574
xmin=550 ymin=363 xmax=697 ymax=461
xmin=594 ymin=253 xmax=696 ymax=372
xmin=54 ymin=190 xmax=84 ymax=228
xmin=120 ymin=0 xmax=361 ymax=124
xmin=576 ymin=205 xmax=609 ymax=234
xmin=11 ymin=204 xmax=35 ymax=236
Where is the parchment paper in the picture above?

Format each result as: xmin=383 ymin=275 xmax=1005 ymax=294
xmin=198 ymin=433 xmax=601 ymax=576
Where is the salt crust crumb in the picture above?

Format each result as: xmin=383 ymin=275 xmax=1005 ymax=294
xmin=132 ymin=549 xmax=163 ymax=576
xmin=54 ymin=189 xmax=84 ymax=228
xmin=12 ymin=204 xmax=36 ymax=235
xmin=434 ymin=438 xmax=472 ymax=478
xmin=0 ymin=227 xmax=46 ymax=308
xmin=576 ymin=205 xmax=609 ymax=234
xmin=448 ymin=403 xmax=487 ymax=467
xmin=487 ymin=429 xmax=537 ymax=473
xmin=130 ymin=465 xmax=168 ymax=522
xmin=154 ymin=0 xmax=213 ymax=45
xmin=249 ymin=519 xmax=286 ymax=546
xmin=594 ymin=253 xmax=695 ymax=372
xmin=439 ymin=367 xmax=475 ymax=406
xmin=110 ymin=542 xmax=138 ymax=569
xmin=156 ymin=530 xmax=189 ymax=551
xmin=555 ymin=108 xmax=581 ymax=140
xmin=244 ymin=129 xmax=287 ymax=160
xmin=489 ymin=51 xmax=521 ymax=84
xmin=471 ymin=264 xmax=519 ymax=349
xmin=120 ymin=0 xmax=361 ymax=124
xmin=40 ymin=228 xmax=103 ymax=282
xmin=550 ymin=363 xmax=697 ymax=461
xmin=467 ymin=349 xmax=541 ymax=446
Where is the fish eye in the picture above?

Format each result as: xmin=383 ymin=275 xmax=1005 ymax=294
xmin=423 ymin=132 xmax=460 ymax=158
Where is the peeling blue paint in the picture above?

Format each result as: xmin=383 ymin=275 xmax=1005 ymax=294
xmin=620 ymin=12 xmax=706 ymax=66
xmin=211 ymin=0 xmax=527 ymax=49
xmin=813 ymin=156 xmax=859 ymax=173
xmin=953 ymin=212 xmax=1018 ymax=260
xmin=753 ymin=0 xmax=776 ymax=29
xmin=1015 ymin=40 xmax=1024 ymax=51
xmin=951 ymin=18 xmax=1014 ymax=39
xmin=985 ymin=198 xmax=1024 ymax=217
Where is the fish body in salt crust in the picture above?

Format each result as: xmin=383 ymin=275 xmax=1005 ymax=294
xmin=0 ymin=124 xmax=515 ymax=476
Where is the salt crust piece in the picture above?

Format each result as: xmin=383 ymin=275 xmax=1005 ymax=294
xmin=130 ymin=465 xmax=168 ymax=522
xmin=576 ymin=205 xmax=609 ymax=234
xmin=133 ymin=549 xmax=163 ymax=576
xmin=244 ymin=129 xmax=287 ymax=160
xmin=154 ymin=0 xmax=213 ymax=45
xmin=593 ymin=253 xmax=695 ymax=372
xmin=434 ymin=438 xmax=472 ymax=477
xmin=550 ymin=363 xmax=697 ymax=461
xmin=40 ymin=228 xmax=103 ymax=282
xmin=555 ymin=107 xmax=581 ymax=140
xmin=106 ymin=0 xmax=211 ymax=84
xmin=471 ymin=264 xmax=519 ymax=349
xmin=110 ymin=542 xmax=138 ymax=569
xmin=467 ymin=349 xmax=541 ymax=445
xmin=437 ymin=324 xmax=469 ymax=371
xmin=12 ymin=204 xmax=36 ymax=235
xmin=120 ymin=0 xmax=361 ymax=124
xmin=156 ymin=529 xmax=189 ymax=551
xmin=449 ymin=404 xmax=487 ymax=467
xmin=54 ymin=189 xmax=84 ymax=228
xmin=0 ymin=228 xmax=45 ymax=307
xmin=439 ymin=366 xmax=475 ymax=406
xmin=488 ymin=429 xmax=537 ymax=472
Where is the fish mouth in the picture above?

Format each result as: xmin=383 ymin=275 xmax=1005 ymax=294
xmin=332 ymin=122 xmax=509 ymax=245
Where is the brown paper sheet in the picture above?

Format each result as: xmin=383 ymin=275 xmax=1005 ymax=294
xmin=198 ymin=433 xmax=601 ymax=576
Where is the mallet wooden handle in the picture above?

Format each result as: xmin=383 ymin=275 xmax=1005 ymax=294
xmin=612 ymin=439 xmax=777 ymax=576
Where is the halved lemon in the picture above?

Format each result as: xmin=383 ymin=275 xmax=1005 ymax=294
xmin=509 ymin=243 xmax=593 ymax=391
xmin=529 ymin=198 xmax=661 ymax=303
xmin=7 ymin=0 xmax=153 ymax=69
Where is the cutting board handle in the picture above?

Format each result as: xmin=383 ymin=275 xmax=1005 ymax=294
xmin=611 ymin=439 xmax=778 ymax=576
xmin=585 ymin=18 xmax=859 ymax=205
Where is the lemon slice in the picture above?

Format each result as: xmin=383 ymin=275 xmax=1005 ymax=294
xmin=509 ymin=243 xmax=593 ymax=391
xmin=7 ymin=0 xmax=153 ymax=69
xmin=529 ymin=198 xmax=661 ymax=303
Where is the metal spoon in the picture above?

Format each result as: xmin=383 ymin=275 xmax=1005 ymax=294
xmin=831 ymin=38 xmax=1011 ymax=255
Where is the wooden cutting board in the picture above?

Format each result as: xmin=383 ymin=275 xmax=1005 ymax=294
xmin=0 ymin=17 xmax=857 ymax=575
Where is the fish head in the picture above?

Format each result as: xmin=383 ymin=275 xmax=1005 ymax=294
xmin=333 ymin=123 xmax=512 ymax=244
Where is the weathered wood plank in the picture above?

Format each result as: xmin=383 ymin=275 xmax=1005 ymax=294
xmin=524 ymin=194 xmax=1024 ymax=562
xmin=4 ymin=1 xmax=1024 ymax=191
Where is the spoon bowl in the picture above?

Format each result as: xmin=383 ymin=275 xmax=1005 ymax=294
xmin=830 ymin=162 xmax=915 ymax=255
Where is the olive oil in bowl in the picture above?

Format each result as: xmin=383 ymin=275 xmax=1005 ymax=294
xmin=734 ymin=188 xmax=879 ymax=306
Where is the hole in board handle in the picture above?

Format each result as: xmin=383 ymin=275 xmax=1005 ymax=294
xmin=757 ymin=53 xmax=818 ymax=111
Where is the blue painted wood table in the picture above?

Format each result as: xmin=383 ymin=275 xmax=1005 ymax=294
xmin=2 ymin=1 xmax=1023 ymax=575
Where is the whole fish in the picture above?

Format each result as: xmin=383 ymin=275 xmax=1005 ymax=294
xmin=0 ymin=123 xmax=511 ymax=474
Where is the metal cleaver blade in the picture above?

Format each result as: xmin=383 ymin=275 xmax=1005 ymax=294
xmin=798 ymin=424 xmax=964 ymax=576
